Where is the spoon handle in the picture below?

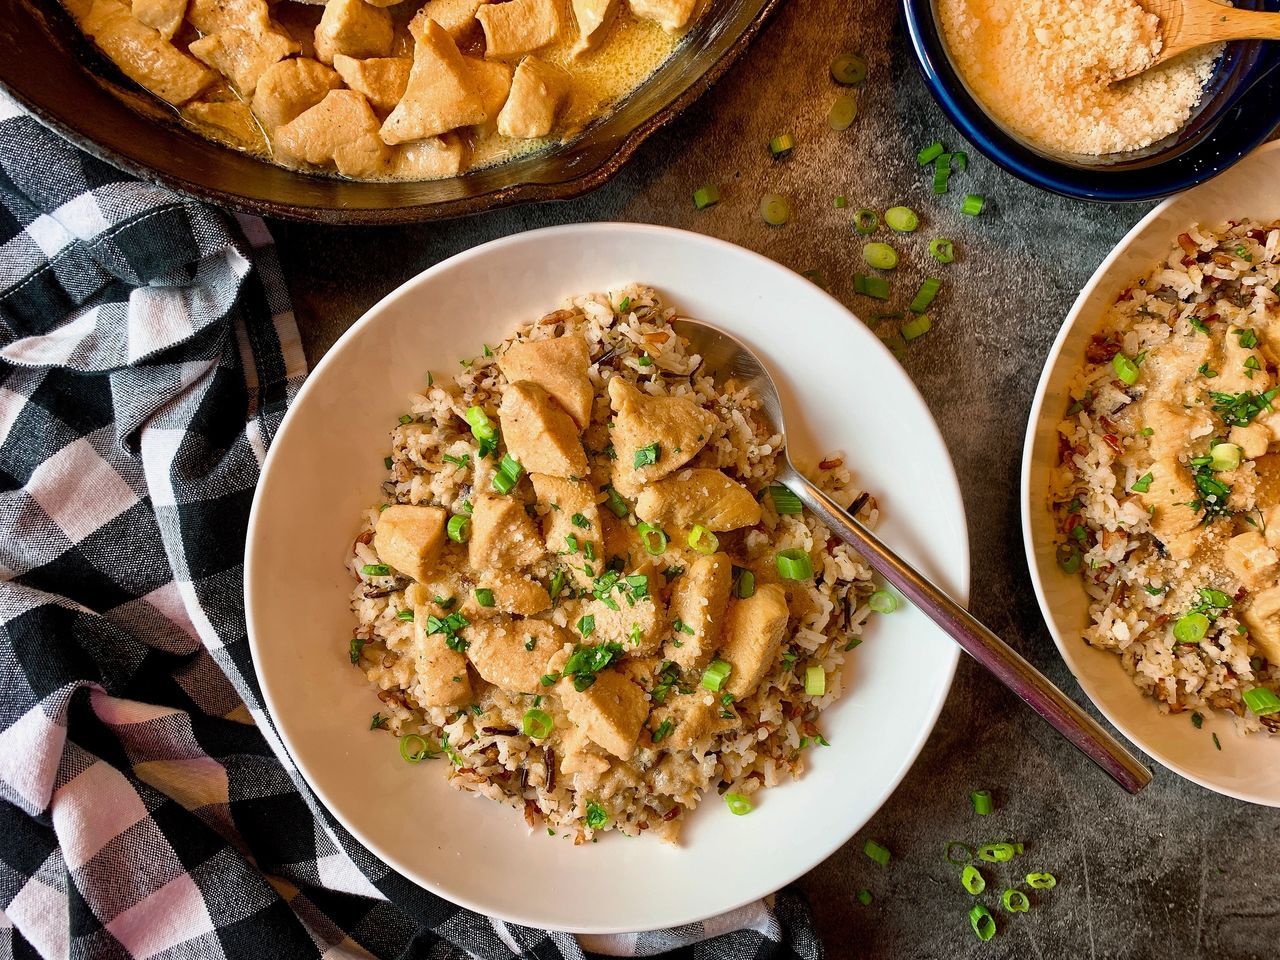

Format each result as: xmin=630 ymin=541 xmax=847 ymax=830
xmin=781 ymin=467 xmax=1152 ymax=794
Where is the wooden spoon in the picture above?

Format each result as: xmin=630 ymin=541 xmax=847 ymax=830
xmin=1114 ymin=0 xmax=1280 ymax=81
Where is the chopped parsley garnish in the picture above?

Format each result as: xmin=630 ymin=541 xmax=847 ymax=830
xmin=585 ymin=800 xmax=609 ymax=829
xmin=426 ymin=611 xmax=471 ymax=652
xmin=1198 ymin=363 xmax=1218 ymax=379
xmin=571 ymin=513 xmax=591 ymax=529
xmin=1209 ymin=388 xmax=1279 ymax=427
xmin=1187 ymin=460 xmax=1232 ymax=521
xmin=525 ymin=637 xmax=537 ymax=651
xmin=370 ymin=712 xmax=389 ymax=730
xmin=652 ymin=718 xmax=673 ymax=743
xmin=563 ymin=641 xmax=623 ymax=691
xmin=1236 ymin=328 xmax=1260 ymax=348
xmin=634 ymin=442 xmax=660 ymax=468
xmin=1131 ymin=472 xmax=1153 ymax=493
xmin=650 ymin=661 xmax=680 ymax=704
xmin=1190 ymin=316 xmax=1211 ymax=336
xmin=1191 ymin=711 xmax=1204 ymax=729
xmin=549 ymin=569 xmax=566 ymax=602
xmin=349 ymin=637 xmax=365 ymax=664
xmin=673 ymin=619 xmax=695 ymax=635
xmin=576 ymin=615 xmax=596 ymax=639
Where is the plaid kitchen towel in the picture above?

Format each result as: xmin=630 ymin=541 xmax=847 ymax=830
xmin=0 ymin=93 xmax=824 ymax=960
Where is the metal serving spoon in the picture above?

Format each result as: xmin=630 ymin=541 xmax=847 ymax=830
xmin=673 ymin=317 xmax=1153 ymax=794
xmin=1111 ymin=0 xmax=1280 ymax=81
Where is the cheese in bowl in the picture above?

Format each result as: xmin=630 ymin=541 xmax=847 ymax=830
xmin=347 ymin=286 xmax=882 ymax=842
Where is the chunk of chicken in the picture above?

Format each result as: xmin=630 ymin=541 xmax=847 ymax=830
xmin=570 ymin=0 xmax=616 ymax=55
xmin=389 ymin=133 xmax=470 ymax=178
xmin=499 ymin=381 xmax=589 ymax=478
xmin=468 ymin=493 xmax=545 ymax=569
xmin=251 ymin=57 xmax=343 ymax=130
xmin=1137 ymin=458 xmax=1202 ymax=541
xmin=1143 ymin=401 xmax=1210 ymax=462
xmin=187 ymin=0 xmax=269 ymax=34
xmin=559 ymin=725 xmax=612 ymax=785
xmin=626 ymin=0 xmax=700 ymax=32
xmin=607 ymin=377 xmax=716 ymax=493
xmin=530 ymin=474 xmax=602 ymax=584
xmin=409 ymin=0 xmax=489 ymax=40
xmin=1141 ymin=335 xmax=1213 ymax=406
xmin=410 ymin=602 xmax=473 ymax=706
xmin=332 ymin=54 xmax=412 ymax=111
xmin=466 ymin=618 xmax=560 ymax=692
xmin=1224 ymin=531 xmax=1280 ymax=592
xmin=718 ymin=584 xmax=789 ymax=699
xmin=651 ymin=691 xmax=736 ymax=750
xmin=274 ymin=88 xmax=391 ymax=177
xmin=79 ymin=0 xmax=216 ymax=105
xmin=464 ymin=569 xmax=552 ymax=617
xmin=497 ymin=336 xmax=593 ymax=428
xmin=182 ymin=100 xmax=265 ymax=148
xmin=131 ymin=0 xmax=184 ymax=39
xmin=314 ymin=0 xmax=394 ymax=65
xmin=1216 ymin=326 xmax=1271 ymax=395
xmin=664 ymin=552 xmax=732 ymax=670
xmin=189 ymin=28 xmax=300 ymax=96
xmin=635 ymin=468 xmax=762 ymax=532
xmin=1230 ymin=422 xmax=1271 ymax=461
xmin=496 ymin=56 xmax=569 ymax=138
xmin=560 ymin=668 xmax=648 ymax=759
xmin=477 ymin=0 xmax=562 ymax=58
xmin=373 ymin=504 xmax=447 ymax=581
xmin=581 ymin=586 xmax=666 ymax=655
xmin=379 ymin=19 xmax=487 ymax=143
xmin=466 ymin=57 xmax=513 ymax=123
xmin=1243 ymin=585 xmax=1280 ymax=666
xmin=1255 ymin=454 xmax=1280 ymax=550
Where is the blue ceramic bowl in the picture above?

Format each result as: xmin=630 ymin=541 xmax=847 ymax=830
xmin=901 ymin=0 xmax=1280 ymax=202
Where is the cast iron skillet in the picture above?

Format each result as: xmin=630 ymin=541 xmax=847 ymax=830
xmin=0 ymin=0 xmax=781 ymax=223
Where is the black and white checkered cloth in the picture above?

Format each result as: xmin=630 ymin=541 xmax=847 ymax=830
xmin=0 ymin=92 xmax=824 ymax=960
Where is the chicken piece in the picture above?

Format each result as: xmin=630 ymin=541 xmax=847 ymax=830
xmin=332 ymin=54 xmax=412 ymax=111
xmin=410 ymin=602 xmax=473 ymax=707
xmin=388 ymin=133 xmax=470 ymax=179
xmin=1141 ymin=333 xmax=1213 ymax=405
xmin=530 ymin=474 xmax=601 ymax=586
xmin=1143 ymin=402 xmax=1210 ymax=462
xmin=251 ymin=57 xmax=343 ymax=130
xmin=560 ymin=668 xmax=648 ymax=759
xmin=607 ymin=377 xmax=716 ymax=493
xmin=1255 ymin=454 xmax=1280 ymax=550
xmin=189 ymin=28 xmax=300 ymax=96
xmin=497 ymin=336 xmax=593 ymax=428
xmin=464 ymin=569 xmax=552 ymax=617
xmin=466 ymin=617 xmax=560 ymax=692
xmin=372 ymin=503 xmax=447 ymax=581
xmin=379 ymin=19 xmax=487 ymax=144
xmin=80 ymin=0 xmax=216 ymax=105
xmin=1224 ymin=531 xmax=1280 ymax=592
xmin=182 ymin=100 xmax=265 ymax=148
xmin=651 ymin=692 xmax=736 ymax=750
xmin=131 ymin=0 xmax=184 ymax=39
xmin=468 ymin=493 xmax=545 ymax=569
xmin=1243 ymin=585 xmax=1280 ymax=666
xmin=626 ymin=0 xmax=700 ymax=32
xmin=466 ymin=57 xmax=513 ymax=124
xmin=1217 ymin=326 xmax=1271 ymax=395
xmin=496 ymin=56 xmax=569 ymax=138
xmin=314 ymin=0 xmax=394 ymax=65
xmin=499 ymin=381 xmax=589 ymax=478
xmin=570 ymin=0 xmax=616 ymax=55
xmin=1231 ymin=422 xmax=1271 ymax=461
xmin=409 ymin=0 xmax=488 ymax=40
xmin=663 ymin=552 xmax=732 ymax=670
xmin=559 ymin=725 xmax=612 ymax=785
xmin=718 ymin=584 xmax=789 ymax=699
xmin=1137 ymin=458 xmax=1202 ymax=541
xmin=187 ymin=0 xmax=268 ymax=33
xmin=635 ymin=468 xmax=762 ymax=532
xmin=581 ymin=586 xmax=666 ymax=655
xmin=476 ymin=0 xmax=562 ymax=58
xmin=274 ymin=89 xmax=392 ymax=177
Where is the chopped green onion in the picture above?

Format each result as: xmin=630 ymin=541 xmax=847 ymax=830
xmin=361 ymin=564 xmax=391 ymax=577
xmin=770 ymin=485 xmax=803 ymax=514
xmin=828 ymin=95 xmax=858 ymax=130
xmin=945 ymin=841 xmax=976 ymax=865
xmin=577 ymin=614 xmax=595 ymax=638
xmin=951 ymin=151 xmax=968 ymax=171
xmin=396 ymin=609 xmax=414 ymax=622
xmin=769 ymin=133 xmax=796 ymax=159
xmin=885 ymin=206 xmax=919 ymax=233
xmin=864 ymin=839 xmax=891 ymax=867
xmin=1002 ymin=889 xmax=1030 ymax=913
xmin=961 ymin=864 xmax=986 ymax=895
xmin=735 ymin=568 xmax=756 ymax=599
xmin=856 ymin=889 xmax=873 ymax=906
xmin=350 ymin=637 xmax=365 ymax=664
xmin=522 ymin=708 xmax=554 ymax=739
xmin=917 ymin=141 xmax=944 ymax=165
xmin=863 ymin=242 xmax=898 ymax=270
xmin=688 ymin=524 xmax=719 ymax=554
xmin=1131 ymin=472 xmax=1153 ymax=493
xmin=634 ymin=442 xmax=660 ymax=468
xmin=1056 ymin=543 xmax=1081 ymax=573
xmin=970 ymin=789 xmax=994 ymax=815
xmin=491 ymin=470 xmax=517 ymax=495
xmin=693 ymin=184 xmax=720 ymax=210
xmin=725 ymin=792 xmax=753 ymax=815
xmin=447 ymin=514 xmax=470 ymax=543
xmin=605 ymin=486 xmax=629 ymax=518
xmin=637 ymin=522 xmax=669 ymax=555
xmin=474 ymin=588 xmax=495 ymax=608
xmin=1112 ymin=353 xmax=1140 ymax=386
xmin=549 ymin=569 xmax=565 ymax=602
xmin=805 ymin=665 xmax=826 ymax=696
xmin=853 ymin=208 xmax=879 ymax=234
xmin=830 ymin=52 xmax=868 ymax=86
xmin=901 ymin=315 xmax=932 ymax=341
xmin=1243 ymin=686 xmax=1280 ymax=715
xmin=400 ymin=734 xmax=432 ymax=763
xmin=961 ymin=194 xmax=985 ymax=216
xmin=969 ymin=905 xmax=996 ymax=941
xmin=384 ymin=456 xmax=394 ymax=469
xmin=1025 ymin=872 xmax=1056 ymax=889
xmin=1210 ymin=442 xmax=1242 ymax=471
xmin=465 ymin=405 xmax=496 ymax=440
xmin=760 ymin=193 xmax=792 ymax=226
xmin=909 ymin=277 xmax=942 ymax=313
xmin=929 ymin=237 xmax=956 ymax=263
xmin=701 ymin=659 xmax=732 ymax=692
xmin=933 ymin=153 xmax=951 ymax=194
xmin=776 ymin=548 xmax=814 ymax=580
xmin=1173 ymin=612 xmax=1209 ymax=645
xmin=978 ymin=842 xmax=1016 ymax=863
xmin=869 ymin=590 xmax=897 ymax=614
xmin=853 ymin=274 xmax=891 ymax=299
xmin=585 ymin=800 xmax=609 ymax=829
xmin=398 ymin=414 xmax=413 ymax=425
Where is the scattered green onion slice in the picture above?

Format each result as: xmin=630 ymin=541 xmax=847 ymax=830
xmin=522 ymin=708 xmax=554 ymax=739
xmin=970 ymin=789 xmax=994 ymax=815
xmin=1002 ymin=889 xmax=1030 ymax=913
xmin=760 ymin=193 xmax=792 ymax=226
xmin=693 ymin=184 xmax=720 ymax=210
xmin=688 ymin=524 xmax=719 ymax=554
xmin=853 ymin=274 xmax=891 ymax=300
xmin=585 ymin=800 xmax=609 ymax=829
xmin=917 ymin=141 xmax=944 ymax=165
xmin=465 ymin=405 xmax=496 ymax=439
xmin=400 ymin=734 xmax=431 ymax=763
xmin=952 ymin=150 xmax=968 ymax=171
xmin=638 ymin=522 xmax=669 ymax=556
xmin=605 ymin=486 xmax=629 ymax=518
xmin=725 ymin=792 xmax=753 ymax=815
xmin=863 ymin=242 xmax=898 ymax=270
xmin=1173 ymin=612 xmax=1209 ymax=645
xmin=735 ymin=569 xmax=756 ymax=599
xmin=770 ymin=485 xmax=803 ymax=514
xmin=446 ymin=515 xmax=469 ymax=543
xmin=929 ymin=237 xmax=956 ymax=263
xmin=828 ymin=95 xmax=858 ymax=131
xmin=853 ymin=208 xmax=879 ymax=234
xmin=1056 ymin=543 xmax=1081 ymax=574
xmin=885 ymin=206 xmax=919 ymax=233
xmin=776 ymin=548 xmax=814 ymax=580
xmin=901 ymin=315 xmax=932 ymax=342
xmin=969 ymin=904 xmax=996 ymax=941
xmin=1243 ymin=686 xmax=1280 ymax=716
xmin=961 ymin=193 xmax=986 ymax=216
xmin=1210 ymin=442 xmax=1242 ymax=471
xmin=396 ymin=609 xmax=414 ymax=622
xmin=830 ymin=52 xmax=868 ymax=86
xmin=933 ymin=153 xmax=952 ymax=194
xmin=769 ymin=133 xmax=796 ymax=159
xmin=362 ymin=564 xmax=390 ymax=577
xmin=945 ymin=841 xmax=976 ymax=865
xmin=864 ymin=839 xmax=891 ymax=867
xmin=869 ymin=590 xmax=897 ymax=614
xmin=474 ymin=588 xmax=495 ymax=608
xmin=1112 ymin=353 xmax=1140 ymax=386
xmin=1025 ymin=872 xmax=1057 ymax=889
xmin=805 ymin=665 xmax=826 ymax=696
xmin=961 ymin=864 xmax=986 ymax=895
xmin=978 ymin=842 xmax=1017 ymax=863
xmin=491 ymin=470 xmax=516 ymax=495
xmin=909 ymin=277 xmax=942 ymax=313
xmin=701 ymin=659 xmax=732 ymax=692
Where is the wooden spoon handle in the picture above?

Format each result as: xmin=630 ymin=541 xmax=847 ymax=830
xmin=1168 ymin=1 xmax=1280 ymax=58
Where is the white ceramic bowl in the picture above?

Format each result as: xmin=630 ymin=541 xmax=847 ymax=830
xmin=1022 ymin=141 xmax=1280 ymax=807
xmin=246 ymin=223 xmax=970 ymax=932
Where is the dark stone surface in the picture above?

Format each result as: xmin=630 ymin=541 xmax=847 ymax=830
xmin=267 ymin=0 xmax=1280 ymax=955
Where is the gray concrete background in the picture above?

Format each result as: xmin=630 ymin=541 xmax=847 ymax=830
xmin=268 ymin=0 xmax=1280 ymax=955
